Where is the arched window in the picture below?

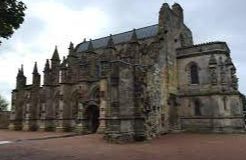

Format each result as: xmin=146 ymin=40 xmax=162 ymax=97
xmin=190 ymin=63 xmax=199 ymax=84
xmin=194 ymin=100 xmax=201 ymax=116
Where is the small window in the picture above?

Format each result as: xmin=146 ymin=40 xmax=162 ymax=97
xmin=194 ymin=100 xmax=201 ymax=116
xmin=190 ymin=64 xmax=199 ymax=84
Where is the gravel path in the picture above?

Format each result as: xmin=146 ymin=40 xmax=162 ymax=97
xmin=0 ymin=130 xmax=246 ymax=160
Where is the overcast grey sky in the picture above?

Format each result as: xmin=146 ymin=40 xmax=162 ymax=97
xmin=0 ymin=0 xmax=246 ymax=104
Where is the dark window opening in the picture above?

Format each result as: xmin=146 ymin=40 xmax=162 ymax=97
xmin=223 ymin=96 xmax=227 ymax=110
xmin=194 ymin=100 xmax=201 ymax=116
xmin=85 ymin=105 xmax=100 ymax=133
xmin=190 ymin=64 xmax=199 ymax=84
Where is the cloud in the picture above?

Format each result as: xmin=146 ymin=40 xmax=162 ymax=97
xmin=0 ymin=0 xmax=110 ymax=107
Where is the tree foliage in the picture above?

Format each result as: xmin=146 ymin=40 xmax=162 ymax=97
xmin=0 ymin=94 xmax=8 ymax=111
xmin=0 ymin=0 xmax=26 ymax=43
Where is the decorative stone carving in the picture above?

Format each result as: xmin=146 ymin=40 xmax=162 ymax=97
xmin=231 ymin=66 xmax=238 ymax=90
xmin=208 ymin=54 xmax=218 ymax=85
xmin=148 ymin=41 xmax=161 ymax=59
xmin=209 ymin=68 xmax=218 ymax=85
xmin=219 ymin=57 xmax=226 ymax=85
xmin=100 ymin=61 xmax=111 ymax=77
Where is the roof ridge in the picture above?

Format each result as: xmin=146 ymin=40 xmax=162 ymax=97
xmin=75 ymin=24 xmax=158 ymax=51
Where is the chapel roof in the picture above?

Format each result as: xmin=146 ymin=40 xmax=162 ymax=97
xmin=75 ymin=24 xmax=158 ymax=53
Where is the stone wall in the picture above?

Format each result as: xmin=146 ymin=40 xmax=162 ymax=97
xmin=179 ymin=94 xmax=244 ymax=131
xmin=180 ymin=117 xmax=244 ymax=132
xmin=0 ymin=111 xmax=10 ymax=129
xmin=177 ymin=51 xmax=231 ymax=94
xmin=145 ymin=65 xmax=163 ymax=138
xmin=176 ymin=40 xmax=244 ymax=133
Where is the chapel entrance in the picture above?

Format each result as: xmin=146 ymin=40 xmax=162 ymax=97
xmin=85 ymin=105 xmax=100 ymax=133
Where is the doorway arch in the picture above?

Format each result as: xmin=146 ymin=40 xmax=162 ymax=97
xmin=85 ymin=105 xmax=100 ymax=133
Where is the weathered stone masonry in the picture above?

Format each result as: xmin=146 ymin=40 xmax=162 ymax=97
xmin=9 ymin=3 xmax=245 ymax=143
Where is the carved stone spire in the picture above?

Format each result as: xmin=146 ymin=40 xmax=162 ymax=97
xmin=87 ymin=39 xmax=94 ymax=52
xmin=43 ymin=60 xmax=51 ymax=86
xmin=44 ymin=59 xmax=50 ymax=72
xmin=20 ymin=64 xmax=24 ymax=75
xmin=158 ymin=3 xmax=170 ymax=33
xmin=62 ymin=56 xmax=66 ymax=62
xmin=50 ymin=46 xmax=60 ymax=85
xmin=172 ymin=3 xmax=184 ymax=22
xmin=68 ymin=42 xmax=74 ymax=54
xmin=51 ymin=46 xmax=60 ymax=61
xmin=61 ymin=56 xmax=67 ymax=69
xmin=17 ymin=64 xmax=24 ymax=77
xmin=160 ymin=3 xmax=170 ymax=14
xmin=69 ymin=42 xmax=74 ymax=49
xmin=16 ymin=64 xmax=26 ymax=89
xmin=51 ymin=46 xmax=60 ymax=73
xmin=107 ymin=34 xmax=115 ymax=49
xmin=33 ymin=62 xmax=38 ymax=74
xmin=17 ymin=68 xmax=21 ymax=76
xmin=32 ymin=62 xmax=40 ymax=86
xmin=130 ymin=29 xmax=138 ymax=43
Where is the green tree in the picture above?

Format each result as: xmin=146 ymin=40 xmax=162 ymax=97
xmin=0 ymin=0 xmax=26 ymax=43
xmin=0 ymin=94 xmax=8 ymax=111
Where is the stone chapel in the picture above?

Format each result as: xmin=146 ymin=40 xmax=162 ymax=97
xmin=9 ymin=3 xmax=245 ymax=143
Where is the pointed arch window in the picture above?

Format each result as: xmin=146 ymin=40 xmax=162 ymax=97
xmin=190 ymin=63 xmax=199 ymax=84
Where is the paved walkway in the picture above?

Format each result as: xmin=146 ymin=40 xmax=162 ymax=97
xmin=1 ymin=130 xmax=246 ymax=160
xmin=0 ymin=129 xmax=75 ymax=141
